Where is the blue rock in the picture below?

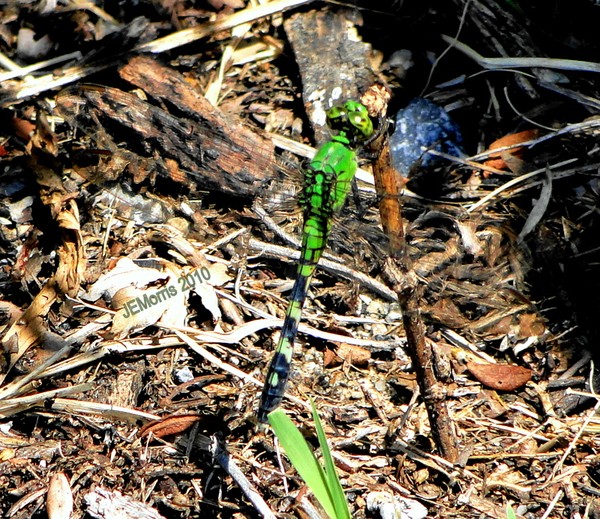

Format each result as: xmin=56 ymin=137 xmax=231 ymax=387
xmin=390 ymin=98 xmax=464 ymax=176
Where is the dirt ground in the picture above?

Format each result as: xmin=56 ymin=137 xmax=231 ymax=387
xmin=2 ymin=0 xmax=600 ymax=517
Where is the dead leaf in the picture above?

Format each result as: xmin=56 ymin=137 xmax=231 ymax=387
xmin=16 ymin=27 xmax=53 ymax=60
xmin=519 ymin=165 xmax=552 ymax=240
xmin=484 ymin=129 xmax=539 ymax=171
xmin=189 ymin=268 xmax=222 ymax=324
xmin=139 ymin=414 xmax=202 ymax=439
xmin=28 ymin=111 xmax=58 ymax=156
xmin=82 ymin=257 xmax=170 ymax=302
xmin=467 ymin=361 xmax=532 ymax=391
xmin=324 ymin=343 xmax=370 ymax=368
xmin=109 ymin=267 xmax=188 ymax=338
xmin=10 ymin=117 xmax=35 ymax=141
xmin=517 ymin=313 xmax=546 ymax=338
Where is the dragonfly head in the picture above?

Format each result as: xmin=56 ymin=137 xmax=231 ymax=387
xmin=326 ymin=101 xmax=374 ymax=147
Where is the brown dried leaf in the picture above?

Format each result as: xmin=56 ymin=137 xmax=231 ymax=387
xmin=467 ymin=362 xmax=532 ymax=391
xmin=11 ymin=117 xmax=35 ymax=141
xmin=324 ymin=343 xmax=371 ymax=368
xmin=139 ymin=414 xmax=202 ymax=439
xmin=484 ymin=129 xmax=539 ymax=171
xmin=323 ymin=348 xmax=338 ymax=368
xmin=517 ymin=313 xmax=546 ymax=338
xmin=28 ymin=111 xmax=58 ymax=156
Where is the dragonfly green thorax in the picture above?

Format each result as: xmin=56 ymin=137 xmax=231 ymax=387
xmin=257 ymin=100 xmax=375 ymax=424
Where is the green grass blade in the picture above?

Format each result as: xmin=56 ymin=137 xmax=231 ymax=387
xmin=310 ymin=401 xmax=351 ymax=519
xmin=268 ymin=409 xmax=337 ymax=518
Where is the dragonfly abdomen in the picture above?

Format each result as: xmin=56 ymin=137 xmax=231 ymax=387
xmin=257 ymin=271 xmax=311 ymax=423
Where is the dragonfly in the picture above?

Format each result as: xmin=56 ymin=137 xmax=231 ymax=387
xmin=53 ymin=85 xmax=394 ymax=422
xmin=257 ymin=100 xmax=374 ymax=423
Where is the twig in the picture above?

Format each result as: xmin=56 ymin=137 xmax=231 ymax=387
xmin=49 ymin=397 xmax=158 ymax=423
xmin=540 ymin=488 xmax=563 ymax=519
xmin=174 ymin=329 xmax=310 ymax=415
xmin=389 ymin=262 xmax=459 ymax=462
xmin=0 ymin=344 xmax=72 ymax=399
xmin=442 ymin=34 xmax=600 ymax=73
xmin=365 ymin=89 xmax=460 ymax=462
xmin=465 ymin=159 xmax=577 ymax=213
xmin=0 ymin=51 xmax=82 ymax=82
xmin=550 ymin=362 xmax=600 ymax=481
xmin=214 ymin=441 xmax=277 ymax=519
xmin=366 ymin=92 xmax=460 ymax=462
xmin=216 ymin=289 xmax=397 ymax=349
xmin=0 ymin=384 xmax=93 ymax=418
xmin=391 ymin=436 xmax=477 ymax=481
xmin=138 ymin=0 xmax=312 ymax=55
xmin=248 ymin=237 xmax=396 ymax=301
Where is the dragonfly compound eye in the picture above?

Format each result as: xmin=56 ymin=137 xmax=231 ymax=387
xmin=326 ymin=105 xmax=347 ymax=123
xmin=352 ymin=113 xmax=373 ymax=136
xmin=326 ymin=101 xmax=374 ymax=141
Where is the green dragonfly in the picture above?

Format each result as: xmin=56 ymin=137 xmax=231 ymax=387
xmin=257 ymin=100 xmax=374 ymax=423
xmin=53 ymin=86 xmax=379 ymax=422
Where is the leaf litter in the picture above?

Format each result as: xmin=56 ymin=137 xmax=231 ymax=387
xmin=1 ymin=1 xmax=600 ymax=518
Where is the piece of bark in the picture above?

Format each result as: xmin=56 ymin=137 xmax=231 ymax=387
xmin=55 ymin=59 xmax=274 ymax=198
xmin=105 ymin=360 xmax=145 ymax=409
xmin=385 ymin=262 xmax=460 ymax=463
xmin=284 ymin=9 xmax=376 ymax=144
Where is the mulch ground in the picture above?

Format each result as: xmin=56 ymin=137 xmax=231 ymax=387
xmin=2 ymin=1 xmax=600 ymax=518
